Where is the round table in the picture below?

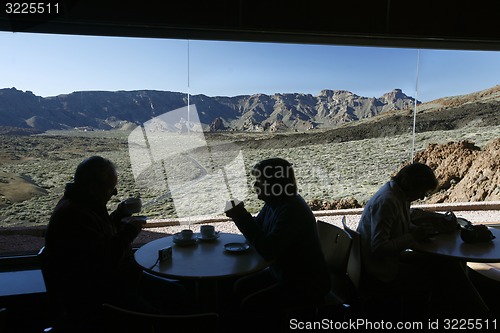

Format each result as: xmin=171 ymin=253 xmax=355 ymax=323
xmin=134 ymin=232 xmax=270 ymax=311
xmin=410 ymin=227 xmax=500 ymax=314
xmin=134 ymin=232 xmax=269 ymax=279
xmin=411 ymin=227 xmax=500 ymax=262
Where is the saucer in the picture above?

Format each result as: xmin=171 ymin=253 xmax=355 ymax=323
xmin=172 ymin=233 xmax=197 ymax=246
xmin=197 ymin=232 xmax=220 ymax=242
xmin=224 ymin=242 xmax=249 ymax=253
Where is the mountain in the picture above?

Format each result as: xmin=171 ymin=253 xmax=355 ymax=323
xmin=234 ymin=85 xmax=500 ymax=150
xmin=0 ymin=87 xmax=417 ymax=132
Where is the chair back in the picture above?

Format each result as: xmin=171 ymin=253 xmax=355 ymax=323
xmin=341 ymin=217 xmax=362 ymax=292
xmin=102 ymin=303 xmax=219 ymax=333
xmin=316 ymin=220 xmax=352 ymax=304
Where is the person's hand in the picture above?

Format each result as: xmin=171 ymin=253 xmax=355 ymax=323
xmin=116 ymin=201 xmax=132 ymax=217
xmin=129 ymin=219 xmax=146 ymax=232
xmin=438 ymin=211 xmax=459 ymax=233
xmin=225 ymin=201 xmax=247 ymax=220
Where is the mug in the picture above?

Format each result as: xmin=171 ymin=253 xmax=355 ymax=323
xmin=181 ymin=229 xmax=194 ymax=240
xmin=224 ymin=199 xmax=243 ymax=213
xmin=123 ymin=197 xmax=142 ymax=214
xmin=200 ymin=225 xmax=215 ymax=238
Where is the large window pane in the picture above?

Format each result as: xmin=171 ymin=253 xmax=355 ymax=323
xmin=1 ymin=32 xmax=499 ymax=256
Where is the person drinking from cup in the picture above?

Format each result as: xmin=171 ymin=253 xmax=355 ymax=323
xmin=43 ymin=156 xmax=187 ymax=332
xmin=225 ymin=158 xmax=330 ymax=311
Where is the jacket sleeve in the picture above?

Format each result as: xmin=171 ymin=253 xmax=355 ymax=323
xmin=370 ymin=199 xmax=415 ymax=257
xmin=233 ymin=204 xmax=304 ymax=261
xmin=110 ymin=208 xmax=141 ymax=245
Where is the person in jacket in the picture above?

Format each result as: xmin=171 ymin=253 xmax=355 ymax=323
xmin=225 ymin=157 xmax=330 ymax=310
xmin=357 ymin=162 xmax=489 ymax=315
xmin=43 ymin=156 xmax=186 ymax=331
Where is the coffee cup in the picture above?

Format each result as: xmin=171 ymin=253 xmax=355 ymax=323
xmin=200 ymin=225 xmax=216 ymax=238
xmin=224 ymin=199 xmax=242 ymax=213
xmin=123 ymin=197 xmax=142 ymax=214
xmin=181 ymin=229 xmax=194 ymax=240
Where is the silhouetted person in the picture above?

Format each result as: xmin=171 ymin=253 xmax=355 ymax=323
xmin=225 ymin=158 xmax=330 ymax=312
xmin=357 ymin=162 xmax=489 ymax=316
xmin=43 ymin=156 xmax=186 ymax=332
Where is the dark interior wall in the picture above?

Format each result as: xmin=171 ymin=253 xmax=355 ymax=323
xmin=1 ymin=0 xmax=500 ymax=50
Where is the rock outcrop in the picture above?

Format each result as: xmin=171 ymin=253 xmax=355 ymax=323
xmin=414 ymin=139 xmax=500 ymax=203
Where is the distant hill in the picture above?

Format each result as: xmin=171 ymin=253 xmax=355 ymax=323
xmin=234 ymin=85 xmax=500 ymax=149
xmin=0 ymin=87 xmax=418 ymax=132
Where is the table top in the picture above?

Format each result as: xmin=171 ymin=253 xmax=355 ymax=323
xmin=411 ymin=227 xmax=500 ymax=262
xmin=134 ymin=232 xmax=270 ymax=280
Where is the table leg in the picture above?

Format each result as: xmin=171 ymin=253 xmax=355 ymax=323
xmin=194 ymin=280 xmax=219 ymax=312
xmin=459 ymin=261 xmax=490 ymax=314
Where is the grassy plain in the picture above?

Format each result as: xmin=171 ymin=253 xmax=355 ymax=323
xmin=0 ymin=124 xmax=499 ymax=228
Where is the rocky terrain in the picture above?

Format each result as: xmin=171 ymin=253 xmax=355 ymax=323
xmin=414 ymin=139 xmax=500 ymax=203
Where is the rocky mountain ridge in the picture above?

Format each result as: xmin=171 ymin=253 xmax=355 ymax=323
xmin=0 ymin=87 xmax=417 ymax=132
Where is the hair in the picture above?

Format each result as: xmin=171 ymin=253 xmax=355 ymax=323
xmin=251 ymin=157 xmax=297 ymax=197
xmin=74 ymin=156 xmax=116 ymax=185
xmin=392 ymin=163 xmax=438 ymax=193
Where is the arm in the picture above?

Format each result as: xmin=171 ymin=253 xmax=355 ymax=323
xmin=227 ymin=201 xmax=304 ymax=261
xmin=370 ymin=200 xmax=415 ymax=257
xmin=51 ymin=206 xmax=139 ymax=270
xmin=110 ymin=204 xmax=142 ymax=245
xmin=410 ymin=208 xmax=458 ymax=233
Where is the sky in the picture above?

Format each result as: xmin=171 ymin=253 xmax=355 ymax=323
xmin=1 ymin=31 xmax=500 ymax=102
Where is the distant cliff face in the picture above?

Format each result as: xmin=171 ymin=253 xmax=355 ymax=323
xmin=0 ymin=87 xmax=418 ymax=132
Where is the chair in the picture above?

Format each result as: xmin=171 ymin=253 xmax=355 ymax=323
xmin=341 ymin=217 xmax=362 ymax=294
xmin=341 ymin=217 xmax=433 ymax=319
xmin=316 ymin=220 xmax=353 ymax=305
xmin=101 ymin=303 xmax=219 ymax=333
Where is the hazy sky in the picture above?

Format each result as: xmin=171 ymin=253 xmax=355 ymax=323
xmin=1 ymin=31 xmax=500 ymax=102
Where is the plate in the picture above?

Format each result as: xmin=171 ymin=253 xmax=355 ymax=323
xmin=224 ymin=242 xmax=250 ymax=253
xmin=197 ymin=233 xmax=220 ymax=242
xmin=172 ymin=233 xmax=197 ymax=246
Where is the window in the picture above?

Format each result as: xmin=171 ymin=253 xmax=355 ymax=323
xmin=1 ymin=32 xmax=499 ymax=255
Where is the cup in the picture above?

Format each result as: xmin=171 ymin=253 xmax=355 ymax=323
xmin=200 ymin=225 xmax=216 ymax=238
xmin=123 ymin=197 xmax=142 ymax=214
xmin=181 ymin=229 xmax=194 ymax=240
xmin=224 ymin=199 xmax=242 ymax=213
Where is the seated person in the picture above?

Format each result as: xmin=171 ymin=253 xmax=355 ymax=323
xmin=43 ymin=156 xmax=186 ymax=331
xmin=225 ymin=158 xmax=330 ymax=310
xmin=356 ymin=162 xmax=488 ymax=315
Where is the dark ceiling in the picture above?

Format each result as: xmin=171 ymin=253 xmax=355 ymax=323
xmin=1 ymin=0 xmax=500 ymax=51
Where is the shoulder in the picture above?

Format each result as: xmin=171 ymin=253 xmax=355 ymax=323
xmin=371 ymin=182 xmax=402 ymax=203
xmin=50 ymin=197 xmax=98 ymax=226
xmin=276 ymin=195 xmax=314 ymax=221
xmin=277 ymin=194 xmax=311 ymax=210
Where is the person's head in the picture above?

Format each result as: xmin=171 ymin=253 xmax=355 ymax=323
xmin=392 ymin=163 xmax=438 ymax=201
xmin=74 ymin=156 xmax=118 ymax=205
xmin=251 ymin=158 xmax=297 ymax=201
